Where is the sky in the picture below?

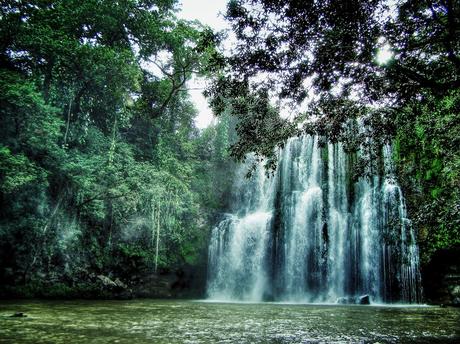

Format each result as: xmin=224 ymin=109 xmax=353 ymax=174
xmin=177 ymin=0 xmax=230 ymax=129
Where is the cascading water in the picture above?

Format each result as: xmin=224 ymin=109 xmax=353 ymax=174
xmin=206 ymin=136 xmax=422 ymax=303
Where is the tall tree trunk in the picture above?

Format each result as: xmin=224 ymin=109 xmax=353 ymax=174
xmin=42 ymin=60 xmax=54 ymax=103
xmin=63 ymin=97 xmax=72 ymax=146
xmin=155 ymin=201 xmax=161 ymax=272
xmin=151 ymin=200 xmax=156 ymax=248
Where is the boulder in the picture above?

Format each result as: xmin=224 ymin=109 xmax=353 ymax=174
xmin=452 ymin=297 xmax=460 ymax=307
xmin=359 ymin=294 xmax=371 ymax=305
xmin=96 ymin=275 xmax=118 ymax=287
xmin=449 ymin=285 xmax=460 ymax=298
xmin=336 ymin=295 xmax=371 ymax=305
xmin=97 ymin=275 xmax=129 ymax=290
xmin=132 ymin=273 xmax=175 ymax=298
xmin=11 ymin=312 xmax=26 ymax=318
xmin=94 ymin=275 xmax=132 ymax=299
xmin=422 ymin=246 xmax=460 ymax=306
xmin=114 ymin=278 xmax=128 ymax=289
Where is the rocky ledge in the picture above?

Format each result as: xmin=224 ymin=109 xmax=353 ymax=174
xmin=422 ymin=246 xmax=460 ymax=306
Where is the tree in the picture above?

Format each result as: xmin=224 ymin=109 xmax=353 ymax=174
xmin=206 ymin=0 xmax=460 ymax=167
xmin=203 ymin=0 xmax=460 ymax=263
xmin=0 ymin=0 xmax=227 ymax=297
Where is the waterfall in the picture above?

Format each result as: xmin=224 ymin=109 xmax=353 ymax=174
xmin=206 ymin=136 xmax=422 ymax=303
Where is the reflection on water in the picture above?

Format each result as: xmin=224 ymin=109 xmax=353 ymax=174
xmin=1 ymin=299 xmax=459 ymax=343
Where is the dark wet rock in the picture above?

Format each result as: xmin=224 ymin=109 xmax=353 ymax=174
xmin=93 ymin=275 xmax=132 ymax=299
xmin=0 ymin=265 xmax=204 ymax=300
xmin=114 ymin=278 xmax=127 ymax=289
xmin=450 ymin=285 xmax=460 ymax=298
xmin=452 ymin=297 xmax=460 ymax=307
xmin=11 ymin=312 xmax=26 ymax=318
xmin=130 ymin=267 xmax=205 ymax=299
xmin=422 ymin=246 xmax=460 ymax=306
xmin=359 ymin=294 xmax=370 ymax=305
xmin=336 ymin=295 xmax=371 ymax=305
xmin=97 ymin=275 xmax=118 ymax=287
xmin=96 ymin=275 xmax=128 ymax=290
xmin=132 ymin=273 xmax=175 ymax=298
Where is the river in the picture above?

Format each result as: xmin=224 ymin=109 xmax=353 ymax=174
xmin=1 ymin=299 xmax=459 ymax=343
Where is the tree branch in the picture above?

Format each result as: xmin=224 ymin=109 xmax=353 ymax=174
xmin=76 ymin=192 xmax=128 ymax=209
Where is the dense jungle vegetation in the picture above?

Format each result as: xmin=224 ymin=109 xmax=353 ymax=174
xmin=0 ymin=0 xmax=459 ymax=298
xmin=0 ymin=0 xmax=236 ymax=297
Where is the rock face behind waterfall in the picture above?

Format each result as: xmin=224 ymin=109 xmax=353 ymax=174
xmin=207 ymin=136 xmax=422 ymax=304
xmin=422 ymin=246 xmax=460 ymax=306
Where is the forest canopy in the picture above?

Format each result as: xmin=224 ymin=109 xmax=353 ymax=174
xmin=206 ymin=0 xmax=459 ymax=164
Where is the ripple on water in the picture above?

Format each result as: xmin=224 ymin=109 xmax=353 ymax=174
xmin=0 ymin=300 xmax=459 ymax=343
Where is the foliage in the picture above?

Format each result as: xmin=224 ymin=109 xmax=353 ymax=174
xmin=0 ymin=0 xmax=233 ymax=297
xmin=206 ymin=0 xmax=459 ymax=165
xmin=395 ymin=90 xmax=460 ymax=262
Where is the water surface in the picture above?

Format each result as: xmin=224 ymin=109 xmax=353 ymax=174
xmin=1 ymin=299 xmax=459 ymax=343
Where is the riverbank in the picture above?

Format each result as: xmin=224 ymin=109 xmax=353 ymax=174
xmin=0 ymin=268 xmax=206 ymax=301
xmin=1 ymin=247 xmax=459 ymax=306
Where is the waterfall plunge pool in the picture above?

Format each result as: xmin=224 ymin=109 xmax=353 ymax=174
xmin=1 ymin=299 xmax=459 ymax=343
